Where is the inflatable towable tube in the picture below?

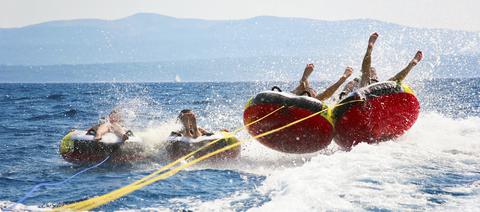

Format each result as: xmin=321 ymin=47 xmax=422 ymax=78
xmin=243 ymin=88 xmax=334 ymax=154
xmin=59 ymin=130 xmax=146 ymax=164
xmin=165 ymin=131 xmax=241 ymax=161
xmin=333 ymin=81 xmax=420 ymax=149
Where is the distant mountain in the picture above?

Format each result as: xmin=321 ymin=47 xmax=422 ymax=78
xmin=0 ymin=13 xmax=479 ymax=81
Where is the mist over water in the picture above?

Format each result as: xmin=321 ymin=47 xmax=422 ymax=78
xmin=0 ymin=78 xmax=479 ymax=211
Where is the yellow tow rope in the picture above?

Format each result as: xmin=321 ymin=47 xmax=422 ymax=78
xmin=54 ymin=100 xmax=362 ymax=211
xmin=134 ymin=106 xmax=286 ymax=187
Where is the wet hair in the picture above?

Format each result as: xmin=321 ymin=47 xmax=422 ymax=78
xmin=177 ymin=109 xmax=193 ymax=119
xmin=109 ymin=109 xmax=119 ymax=116
xmin=180 ymin=109 xmax=192 ymax=114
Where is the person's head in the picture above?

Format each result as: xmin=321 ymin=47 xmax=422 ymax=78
xmin=177 ymin=109 xmax=196 ymax=127
xmin=108 ymin=110 xmax=123 ymax=123
xmin=178 ymin=109 xmax=194 ymax=118
xmin=369 ymin=67 xmax=378 ymax=81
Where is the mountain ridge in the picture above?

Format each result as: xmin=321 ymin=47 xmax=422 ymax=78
xmin=0 ymin=13 xmax=479 ymax=81
xmin=1 ymin=13 xmax=478 ymax=66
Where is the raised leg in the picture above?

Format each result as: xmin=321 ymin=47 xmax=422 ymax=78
xmin=301 ymin=63 xmax=315 ymax=82
xmin=389 ymin=51 xmax=423 ymax=82
xmin=316 ymin=67 xmax=353 ymax=101
xmin=360 ymin=32 xmax=378 ymax=87
xmin=292 ymin=64 xmax=317 ymax=96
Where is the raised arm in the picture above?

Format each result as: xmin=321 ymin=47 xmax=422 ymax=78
xmin=198 ymin=127 xmax=211 ymax=136
xmin=316 ymin=67 xmax=353 ymax=101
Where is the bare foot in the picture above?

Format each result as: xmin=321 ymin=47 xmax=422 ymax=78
xmin=342 ymin=67 xmax=353 ymax=78
xmin=411 ymin=51 xmax=423 ymax=65
xmin=301 ymin=63 xmax=315 ymax=81
xmin=306 ymin=63 xmax=314 ymax=71
xmin=368 ymin=32 xmax=379 ymax=48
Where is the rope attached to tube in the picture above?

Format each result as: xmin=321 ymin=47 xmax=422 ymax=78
xmin=55 ymin=100 xmax=363 ymax=211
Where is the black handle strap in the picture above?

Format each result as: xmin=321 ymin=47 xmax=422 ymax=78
xmin=271 ymin=86 xmax=282 ymax=92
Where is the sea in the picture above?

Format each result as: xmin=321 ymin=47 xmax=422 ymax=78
xmin=0 ymin=78 xmax=479 ymax=211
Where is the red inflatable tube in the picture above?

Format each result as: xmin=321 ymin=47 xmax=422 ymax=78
xmin=243 ymin=91 xmax=334 ymax=154
xmin=333 ymin=81 xmax=420 ymax=149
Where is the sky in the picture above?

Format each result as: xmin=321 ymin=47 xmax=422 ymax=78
xmin=1 ymin=0 xmax=479 ymax=31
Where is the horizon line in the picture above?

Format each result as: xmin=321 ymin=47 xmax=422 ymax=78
xmin=0 ymin=77 xmax=478 ymax=84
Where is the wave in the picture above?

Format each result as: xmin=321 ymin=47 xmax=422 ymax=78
xmin=177 ymin=112 xmax=480 ymax=211
xmin=8 ymin=92 xmax=478 ymax=211
xmin=25 ymin=109 xmax=80 ymax=121
xmin=46 ymin=94 xmax=66 ymax=100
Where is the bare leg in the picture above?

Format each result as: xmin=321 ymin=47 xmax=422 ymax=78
xmin=303 ymin=63 xmax=314 ymax=80
xmin=389 ymin=51 xmax=423 ymax=82
xmin=316 ymin=67 xmax=353 ymax=101
xmin=292 ymin=64 xmax=317 ymax=96
xmin=292 ymin=80 xmax=310 ymax=95
xmin=94 ymin=123 xmax=109 ymax=141
xmin=360 ymin=32 xmax=378 ymax=87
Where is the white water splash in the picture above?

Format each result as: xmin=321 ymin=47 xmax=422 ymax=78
xmin=180 ymin=112 xmax=480 ymax=211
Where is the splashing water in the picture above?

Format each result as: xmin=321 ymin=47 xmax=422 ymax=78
xmin=0 ymin=78 xmax=479 ymax=211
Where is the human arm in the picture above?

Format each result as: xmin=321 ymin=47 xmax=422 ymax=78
xmin=94 ymin=123 xmax=110 ymax=141
xmin=110 ymin=122 xmax=129 ymax=141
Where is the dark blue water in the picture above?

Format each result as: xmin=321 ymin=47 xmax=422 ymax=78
xmin=0 ymin=79 xmax=479 ymax=211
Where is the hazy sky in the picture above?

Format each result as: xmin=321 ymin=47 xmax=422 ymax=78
xmin=1 ymin=0 xmax=479 ymax=31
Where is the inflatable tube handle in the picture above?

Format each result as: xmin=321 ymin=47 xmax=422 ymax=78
xmin=271 ymin=86 xmax=282 ymax=92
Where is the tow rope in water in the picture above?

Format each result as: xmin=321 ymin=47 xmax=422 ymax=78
xmin=54 ymin=99 xmax=363 ymax=211
xmin=6 ymin=156 xmax=111 ymax=211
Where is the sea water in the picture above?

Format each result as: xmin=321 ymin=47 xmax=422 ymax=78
xmin=0 ymin=79 xmax=479 ymax=211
